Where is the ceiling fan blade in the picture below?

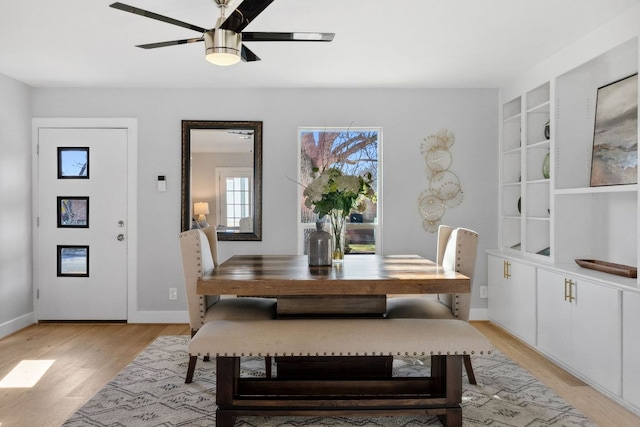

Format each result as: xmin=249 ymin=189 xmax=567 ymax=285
xmin=110 ymin=2 xmax=207 ymax=34
xmin=219 ymin=0 xmax=275 ymax=32
xmin=242 ymin=32 xmax=335 ymax=42
xmin=241 ymin=45 xmax=261 ymax=62
xmin=136 ymin=37 xmax=204 ymax=49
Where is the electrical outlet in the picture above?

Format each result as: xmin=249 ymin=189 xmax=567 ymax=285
xmin=169 ymin=287 xmax=177 ymax=300
xmin=480 ymin=286 xmax=488 ymax=299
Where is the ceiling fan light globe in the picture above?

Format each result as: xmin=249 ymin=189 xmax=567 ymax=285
xmin=206 ymin=51 xmax=240 ymax=66
xmin=205 ymin=29 xmax=241 ymax=66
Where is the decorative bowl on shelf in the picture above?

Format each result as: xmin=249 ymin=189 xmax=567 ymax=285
xmin=575 ymin=259 xmax=637 ymax=278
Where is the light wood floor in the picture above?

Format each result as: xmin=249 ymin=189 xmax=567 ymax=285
xmin=472 ymin=322 xmax=640 ymax=427
xmin=0 ymin=321 xmax=638 ymax=427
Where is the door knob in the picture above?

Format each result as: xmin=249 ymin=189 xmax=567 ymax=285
xmin=117 ymin=234 xmax=125 ymax=241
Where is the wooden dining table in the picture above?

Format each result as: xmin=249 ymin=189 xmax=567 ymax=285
xmin=197 ymin=254 xmax=470 ymax=317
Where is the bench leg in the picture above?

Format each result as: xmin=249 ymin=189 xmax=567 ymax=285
xmin=441 ymin=407 xmax=462 ymax=426
xmin=433 ymin=354 xmax=463 ymax=427
xmin=445 ymin=355 xmax=463 ymax=403
xmin=265 ymin=356 xmax=272 ymax=378
xmin=216 ymin=410 xmax=235 ymax=427
xmin=217 ymin=356 xmax=240 ymax=404
xmin=185 ymin=355 xmax=197 ymax=383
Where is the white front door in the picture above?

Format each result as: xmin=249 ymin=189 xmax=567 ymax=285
xmin=35 ymin=127 xmax=128 ymax=320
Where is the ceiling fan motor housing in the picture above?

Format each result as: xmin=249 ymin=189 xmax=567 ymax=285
xmin=205 ymin=29 xmax=241 ymax=65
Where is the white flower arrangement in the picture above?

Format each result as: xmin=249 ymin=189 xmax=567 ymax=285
xmin=303 ymin=167 xmax=376 ymax=219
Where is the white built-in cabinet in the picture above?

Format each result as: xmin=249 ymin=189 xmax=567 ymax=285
xmin=537 ymin=269 xmax=621 ymax=396
xmin=490 ymin=36 xmax=640 ymax=415
xmin=623 ymin=291 xmax=640 ymax=408
xmin=487 ymin=255 xmax=536 ymax=345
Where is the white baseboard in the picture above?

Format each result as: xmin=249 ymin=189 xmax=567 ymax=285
xmin=3 ymin=309 xmax=486 ymax=333
xmin=0 ymin=312 xmax=37 ymax=340
xmin=469 ymin=308 xmax=488 ymax=321
xmin=128 ymin=310 xmax=189 ymax=324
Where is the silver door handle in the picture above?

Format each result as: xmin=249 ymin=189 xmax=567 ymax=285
xmin=117 ymin=234 xmax=125 ymax=241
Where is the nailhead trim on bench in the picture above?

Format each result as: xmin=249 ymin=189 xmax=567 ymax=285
xmin=192 ymin=349 xmax=487 ymax=357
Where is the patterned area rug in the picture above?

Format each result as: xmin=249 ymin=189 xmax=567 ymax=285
xmin=63 ymin=335 xmax=596 ymax=427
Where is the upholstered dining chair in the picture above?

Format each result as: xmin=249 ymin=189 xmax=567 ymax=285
xmin=385 ymin=225 xmax=479 ymax=384
xmin=179 ymin=226 xmax=276 ymax=382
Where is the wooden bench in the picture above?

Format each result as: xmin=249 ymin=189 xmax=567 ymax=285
xmin=188 ymin=318 xmax=492 ymax=427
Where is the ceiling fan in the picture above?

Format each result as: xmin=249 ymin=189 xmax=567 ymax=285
xmin=110 ymin=0 xmax=335 ymax=66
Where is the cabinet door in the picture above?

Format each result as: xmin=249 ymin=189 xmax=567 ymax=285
xmin=506 ymin=260 xmax=536 ymax=344
xmin=623 ymin=291 xmax=640 ymax=407
xmin=572 ymin=278 xmax=621 ymax=395
xmin=488 ymin=255 xmax=536 ymax=344
xmin=488 ymin=255 xmax=509 ymax=326
xmin=537 ymin=269 xmax=572 ymax=365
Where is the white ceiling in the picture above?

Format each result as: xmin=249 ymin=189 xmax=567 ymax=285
xmin=1 ymin=0 xmax=638 ymax=89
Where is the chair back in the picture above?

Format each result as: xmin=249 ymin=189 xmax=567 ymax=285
xmin=435 ymin=225 xmax=478 ymax=322
xmin=179 ymin=226 xmax=220 ymax=333
xmin=200 ymin=225 xmax=219 ymax=268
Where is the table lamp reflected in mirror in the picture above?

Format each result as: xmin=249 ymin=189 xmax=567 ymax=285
xmin=193 ymin=202 xmax=210 ymax=228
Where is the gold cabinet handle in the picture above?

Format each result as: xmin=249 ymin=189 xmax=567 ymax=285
xmin=569 ymin=279 xmax=576 ymax=302
xmin=504 ymin=261 xmax=511 ymax=279
xmin=564 ymin=278 xmax=575 ymax=302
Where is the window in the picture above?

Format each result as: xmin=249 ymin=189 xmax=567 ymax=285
xmin=298 ymin=127 xmax=381 ymax=254
xmin=57 ymin=147 xmax=89 ymax=178
xmin=217 ymin=167 xmax=252 ymax=230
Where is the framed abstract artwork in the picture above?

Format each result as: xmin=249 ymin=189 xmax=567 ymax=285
xmin=590 ymin=73 xmax=638 ymax=186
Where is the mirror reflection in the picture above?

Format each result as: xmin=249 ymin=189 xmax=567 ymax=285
xmin=181 ymin=120 xmax=262 ymax=241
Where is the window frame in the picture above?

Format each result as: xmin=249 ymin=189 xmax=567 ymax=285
xmin=216 ymin=167 xmax=253 ymax=231
xmin=297 ymin=127 xmax=382 ymax=255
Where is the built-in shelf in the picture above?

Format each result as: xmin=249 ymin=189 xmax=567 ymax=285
xmin=503 ymin=114 xmax=521 ymax=123
xmin=499 ymin=82 xmax=551 ymax=258
xmin=555 ymin=185 xmax=638 ymax=195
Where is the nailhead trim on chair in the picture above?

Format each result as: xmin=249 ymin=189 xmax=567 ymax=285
xmin=194 ymin=241 xmax=207 ymax=328
xmin=453 ymin=239 xmax=462 ymax=319
xmin=453 ymin=228 xmax=477 ymax=320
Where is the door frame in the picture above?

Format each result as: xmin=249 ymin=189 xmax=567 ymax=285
xmin=32 ymin=118 xmax=138 ymax=322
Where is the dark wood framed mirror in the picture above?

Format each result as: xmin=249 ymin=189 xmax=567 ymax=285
xmin=181 ymin=120 xmax=262 ymax=241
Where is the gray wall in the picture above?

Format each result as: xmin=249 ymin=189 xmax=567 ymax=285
xmin=0 ymin=73 xmax=32 ymax=333
xmin=28 ymin=87 xmax=498 ymax=319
